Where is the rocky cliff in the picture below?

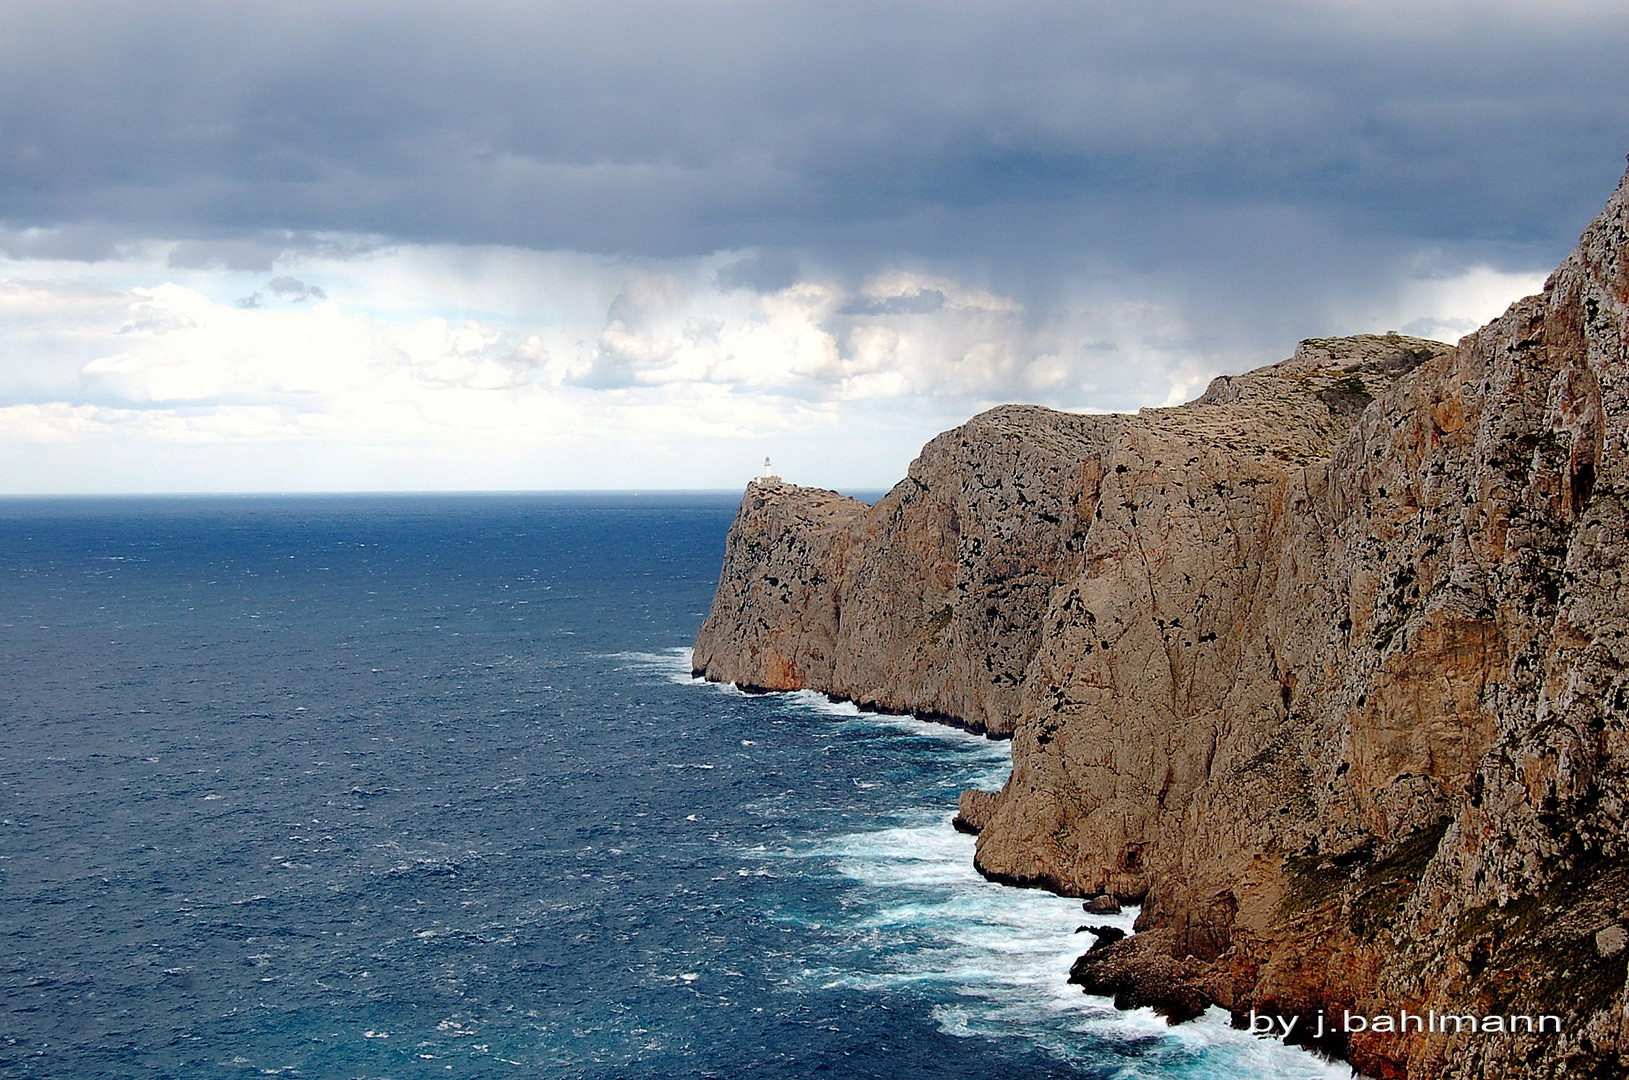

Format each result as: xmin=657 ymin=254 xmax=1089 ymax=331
xmin=693 ymin=167 xmax=1629 ymax=1079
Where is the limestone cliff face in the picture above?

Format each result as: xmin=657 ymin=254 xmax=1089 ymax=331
xmin=694 ymin=168 xmax=1629 ymax=1079
xmin=694 ymin=405 xmax=1118 ymax=733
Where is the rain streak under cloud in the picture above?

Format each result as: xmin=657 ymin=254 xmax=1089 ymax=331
xmin=1 ymin=0 xmax=1627 ymax=492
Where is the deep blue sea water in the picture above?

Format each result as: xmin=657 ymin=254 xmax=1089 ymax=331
xmin=0 ymin=495 xmax=1349 ymax=1080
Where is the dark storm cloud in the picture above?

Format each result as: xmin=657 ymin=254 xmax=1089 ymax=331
xmin=266 ymin=276 xmax=326 ymax=301
xmin=0 ymin=223 xmax=141 ymax=263
xmin=238 ymin=275 xmax=326 ymax=308
xmin=164 ymin=233 xmax=387 ymax=272
xmin=716 ymin=252 xmax=802 ymax=294
xmin=2 ymin=0 xmax=1627 ymax=342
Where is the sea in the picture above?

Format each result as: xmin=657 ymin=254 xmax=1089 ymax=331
xmin=0 ymin=494 xmax=1351 ymax=1080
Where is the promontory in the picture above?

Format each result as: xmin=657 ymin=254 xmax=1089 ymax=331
xmin=693 ymin=166 xmax=1629 ymax=1080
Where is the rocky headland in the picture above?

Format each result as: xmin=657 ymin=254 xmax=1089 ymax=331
xmin=693 ymin=167 xmax=1629 ymax=1079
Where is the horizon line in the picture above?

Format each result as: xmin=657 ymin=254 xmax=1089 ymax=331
xmin=0 ymin=486 xmax=893 ymax=499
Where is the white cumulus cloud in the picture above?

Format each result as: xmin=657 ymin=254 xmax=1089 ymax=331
xmin=0 ymin=235 xmax=1548 ymax=493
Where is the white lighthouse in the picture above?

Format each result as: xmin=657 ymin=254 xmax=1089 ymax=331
xmin=761 ymin=456 xmax=780 ymax=481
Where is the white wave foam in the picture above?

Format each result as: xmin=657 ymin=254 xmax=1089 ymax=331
xmin=647 ymin=647 xmax=1013 ymax=755
xmin=775 ymin=689 xmax=1010 ymax=750
xmin=671 ymin=650 xmax=1348 ymax=1077
xmin=799 ymin=816 xmax=1351 ymax=1079
xmin=606 ymin=646 xmax=702 ymax=684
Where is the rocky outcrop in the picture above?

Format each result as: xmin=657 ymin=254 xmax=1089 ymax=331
xmin=694 ymin=166 xmax=1629 ymax=1079
xmin=693 ymin=342 xmax=1438 ymax=735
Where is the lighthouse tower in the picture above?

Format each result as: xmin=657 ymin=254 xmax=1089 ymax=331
xmin=761 ymin=456 xmax=780 ymax=482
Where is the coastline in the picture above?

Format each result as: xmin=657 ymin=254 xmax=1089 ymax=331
xmin=689 ymin=167 xmax=1629 ymax=1079
xmin=685 ymin=660 xmax=1357 ymax=1079
xmin=695 ymin=672 xmax=1017 ymax=740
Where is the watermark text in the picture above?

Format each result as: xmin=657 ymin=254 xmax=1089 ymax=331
xmin=1248 ymin=1009 xmax=1563 ymax=1040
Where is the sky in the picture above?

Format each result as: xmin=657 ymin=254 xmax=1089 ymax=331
xmin=2 ymin=0 xmax=1627 ymax=494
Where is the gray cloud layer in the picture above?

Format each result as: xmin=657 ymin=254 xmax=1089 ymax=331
xmin=2 ymin=1 xmax=1628 ymax=348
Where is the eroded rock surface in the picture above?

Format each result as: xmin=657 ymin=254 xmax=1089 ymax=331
xmin=693 ymin=167 xmax=1629 ymax=1079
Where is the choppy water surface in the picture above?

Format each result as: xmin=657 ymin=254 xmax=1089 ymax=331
xmin=0 ymin=495 xmax=1346 ymax=1079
